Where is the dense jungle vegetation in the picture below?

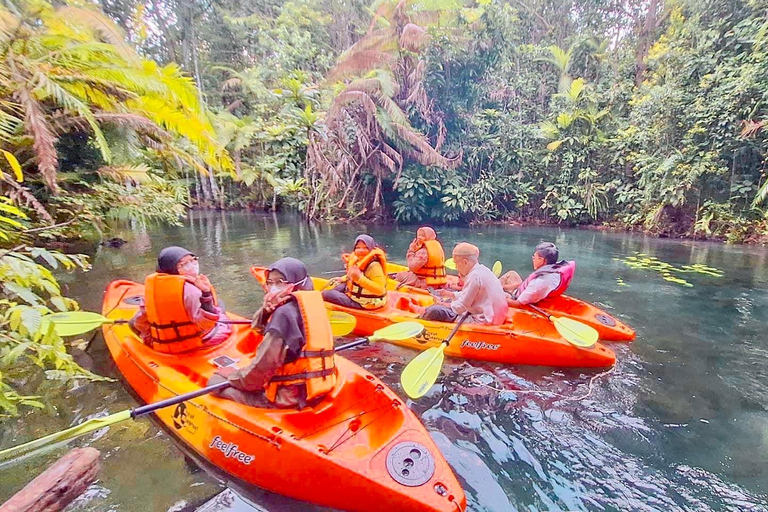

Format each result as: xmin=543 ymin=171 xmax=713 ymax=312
xmin=2 ymin=0 xmax=768 ymax=413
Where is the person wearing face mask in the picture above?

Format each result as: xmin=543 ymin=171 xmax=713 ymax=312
xmin=419 ymin=242 xmax=507 ymax=325
xmin=322 ymin=234 xmax=388 ymax=310
xmin=395 ymin=226 xmax=447 ymax=289
xmin=129 ymin=246 xmax=231 ymax=353
xmin=208 ymin=258 xmax=336 ymax=408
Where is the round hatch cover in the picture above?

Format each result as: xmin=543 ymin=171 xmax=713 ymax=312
xmin=123 ymin=296 xmax=143 ymax=305
xmin=594 ymin=313 xmax=616 ymax=326
xmin=386 ymin=442 xmax=435 ymax=487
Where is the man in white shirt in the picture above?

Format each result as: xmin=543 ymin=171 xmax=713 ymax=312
xmin=420 ymin=242 xmax=508 ymax=325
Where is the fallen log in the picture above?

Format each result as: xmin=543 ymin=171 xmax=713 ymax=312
xmin=0 ymin=447 xmax=100 ymax=512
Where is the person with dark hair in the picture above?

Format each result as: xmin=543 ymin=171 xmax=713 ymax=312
xmin=209 ymin=258 xmax=336 ymax=409
xmin=500 ymin=242 xmax=576 ymax=306
xmin=395 ymin=226 xmax=447 ymax=289
xmin=129 ymin=246 xmax=230 ymax=353
xmin=322 ymin=234 xmax=388 ymax=309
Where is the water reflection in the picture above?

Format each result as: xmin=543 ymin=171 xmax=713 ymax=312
xmin=1 ymin=211 xmax=767 ymax=511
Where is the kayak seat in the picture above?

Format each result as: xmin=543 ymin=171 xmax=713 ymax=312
xmin=393 ymin=295 xmax=430 ymax=313
xmin=271 ymin=371 xmax=405 ymax=443
xmin=236 ymin=330 xmax=261 ymax=354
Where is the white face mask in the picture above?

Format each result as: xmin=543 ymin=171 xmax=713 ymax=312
xmin=179 ymin=261 xmax=199 ymax=277
xmin=269 ymin=285 xmax=283 ymax=295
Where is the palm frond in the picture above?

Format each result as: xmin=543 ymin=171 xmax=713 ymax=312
xmin=55 ymin=6 xmax=137 ymax=63
xmin=16 ymin=89 xmax=59 ymax=192
xmin=98 ymin=164 xmax=153 ymax=184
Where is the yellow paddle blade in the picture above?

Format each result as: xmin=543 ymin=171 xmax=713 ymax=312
xmin=551 ymin=316 xmax=599 ymax=347
xmin=369 ymin=322 xmax=424 ymax=342
xmin=41 ymin=311 xmax=114 ymax=337
xmin=400 ymin=345 xmax=446 ymax=399
xmin=444 ymin=258 xmax=456 ymax=270
xmin=0 ymin=410 xmax=132 ymax=461
xmin=328 ymin=311 xmax=356 ymax=337
xmin=492 ymin=260 xmax=502 ymax=277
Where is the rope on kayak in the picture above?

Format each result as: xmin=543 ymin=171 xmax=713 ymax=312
xmin=468 ymin=366 xmax=615 ymax=402
xmin=295 ymin=387 xmax=384 ymax=440
xmin=325 ymin=402 xmax=399 ymax=454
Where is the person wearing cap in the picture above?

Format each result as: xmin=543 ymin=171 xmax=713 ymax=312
xmin=129 ymin=246 xmax=230 ymax=352
xmin=395 ymin=226 xmax=448 ymax=289
xmin=501 ymin=242 xmax=576 ymax=306
xmin=420 ymin=242 xmax=508 ymax=325
xmin=323 ymin=234 xmax=388 ymax=309
xmin=208 ymin=258 xmax=336 ymax=408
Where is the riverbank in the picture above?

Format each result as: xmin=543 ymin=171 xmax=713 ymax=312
xmin=189 ymin=205 xmax=768 ymax=246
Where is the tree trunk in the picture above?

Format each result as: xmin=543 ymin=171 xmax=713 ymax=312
xmin=0 ymin=448 xmax=100 ymax=512
xmin=199 ymin=171 xmax=212 ymax=206
xmin=635 ymin=0 xmax=661 ymax=85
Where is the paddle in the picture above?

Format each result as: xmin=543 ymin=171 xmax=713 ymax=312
xmin=527 ymin=304 xmax=599 ymax=348
xmin=0 ymin=322 xmax=424 ymax=462
xmin=445 ymin=258 xmax=503 ymax=277
xmin=400 ymin=312 xmax=470 ymax=399
xmin=41 ymin=310 xmax=358 ymax=338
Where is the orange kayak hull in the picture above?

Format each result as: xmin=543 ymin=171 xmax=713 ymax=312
xmin=102 ymin=280 xmax=466 ymax=512
xmin=252 ymin=268 xmax=616 ymax=369
xmin=388 ymin=273 xmax=635 ymax=342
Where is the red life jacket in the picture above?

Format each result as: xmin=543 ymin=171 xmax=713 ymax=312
xmin=515 ymin=260 xmax=575 ymax=300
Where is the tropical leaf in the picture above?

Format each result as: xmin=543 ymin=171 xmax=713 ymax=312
xmin=2 ymin=151 xmax=22 ymax=181
xmin=98 ymin=164 xmax=153 ymax=184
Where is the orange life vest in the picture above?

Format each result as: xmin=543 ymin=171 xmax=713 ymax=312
xmin=144 ymin=273 xmax=218 ymax=354
xmin=413 ymin=239 xmax=447 ymax=286
xmin=265 ymin=291 xmax=336 ymax=404
xmin=342 ymin=248 xmax=388 ymax=309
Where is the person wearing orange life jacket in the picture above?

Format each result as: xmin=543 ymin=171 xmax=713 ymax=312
xmin=501 ymin=242 xmax=576 ymax=307
xmin=322 ymin=234 xmax=387 ymax=310
xmin=129 ymin=246 xmax=231 ymax=353
xmin=209 ymin=258 xmax=336 ymax=409
xmin=395 ymin=226 xmax=447 ymax=289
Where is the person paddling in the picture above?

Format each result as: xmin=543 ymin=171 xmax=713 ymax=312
xmin=395 ymin=226 xmax=447 ymax=289
xmin=419 ymin=242 xmax=507 ymax=325
xmin=323 ymin=234 xmax=388 ymax=310
xmin=130 ymin=246 xmax=230 ymax=352
xmin=500 ymin=242 xmax=576 ymax=306
xmin=209 ymin=258 xmax=336 ymax=408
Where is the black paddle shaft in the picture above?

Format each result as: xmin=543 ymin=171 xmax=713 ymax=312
xmin=129 ymin=337 xmax=370 ymax=419
xmin=442 ymin=312 xmax=470 ymax=347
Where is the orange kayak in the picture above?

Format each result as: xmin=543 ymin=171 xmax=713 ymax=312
xmin=387 ymin=267 xmax=635 ymax=342
xmin=252 ymin=268 xmax=616 ymax=369
xmin=102 ymin=280 xmax=466 ymax=512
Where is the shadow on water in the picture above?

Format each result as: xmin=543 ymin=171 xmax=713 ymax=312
xmin=1 ymin=210 xmax=767 ymax=511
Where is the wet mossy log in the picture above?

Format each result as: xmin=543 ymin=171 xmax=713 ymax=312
xmin=0 ymin=447 xmax=100 ymax=512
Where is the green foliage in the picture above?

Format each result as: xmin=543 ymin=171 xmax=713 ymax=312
xmin=0 ymin=189 xmax=107 ymax=416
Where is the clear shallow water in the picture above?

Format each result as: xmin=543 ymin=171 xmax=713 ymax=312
xmin=1 ymin=210 xmax=767 ymax=511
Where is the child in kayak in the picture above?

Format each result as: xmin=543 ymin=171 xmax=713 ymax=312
xmin=395 ymin=226 xmax=448 ymax=289
xmin=420 ymin=242 xmax=507 ymax=325
xmin=209 ymin=258 xmax=336 ymax=409
xmin=500 ymin=242 xmax=576 ymax=306
xmin=322 ymin=234 xmax=388 ymax=309
xmin=129 ymin=246 xmax=230 ymax=353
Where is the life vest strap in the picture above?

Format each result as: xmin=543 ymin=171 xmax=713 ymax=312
xmin=269 ymin=367 xmax=335 ymax=383
xmin=350 ymin=288 xmax=386 ymax=299
xmin=417 ymin=264 xmax=446 ymax=278
xmin=299 ymin=349 xmax=336 ymax=358
xmin=148 ymin=320 xmax=196 ymax=329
